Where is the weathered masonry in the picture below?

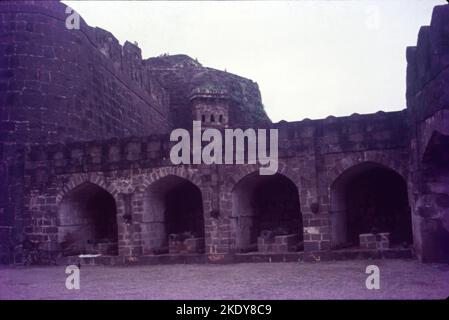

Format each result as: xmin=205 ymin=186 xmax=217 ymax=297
xmin=0 ymin=1 xmax=448 ymax=264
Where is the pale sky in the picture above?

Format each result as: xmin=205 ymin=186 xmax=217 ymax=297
xmin=63 ymin=0 xmax=445 ymax=122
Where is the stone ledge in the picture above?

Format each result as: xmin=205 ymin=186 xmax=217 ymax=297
xmin=58 ymin=248 xmax=414 ymax=266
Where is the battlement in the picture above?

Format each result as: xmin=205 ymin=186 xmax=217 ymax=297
xmin=24 ymin=135 xmax=173 ymax=174
xmin=274 ymin=110 xmax=409 ymax=155
xmin=0 ymin=1 xmax=151 ymax=93
xmin=406 ymin=4 xmax=449 ymax=122
xmin=23 ymin=110 xmax=409 ymax=178
xmin=189 ymin=87 xmax=229 ymax=101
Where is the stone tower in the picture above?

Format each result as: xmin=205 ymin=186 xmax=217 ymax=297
xmin=406 ymin=4 xmax=449 ymax=262
xmin=190 ymin=87 xmax=230 ymax=128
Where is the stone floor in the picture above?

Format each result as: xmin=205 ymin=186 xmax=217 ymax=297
xmin=0 ymin=259 xmax=448 ymax=300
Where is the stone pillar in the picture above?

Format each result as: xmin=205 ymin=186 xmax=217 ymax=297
xmin=300 ymin=162 xmax=331 ymax=252
xmin=116 ymin=193 xmax=140 ymax=258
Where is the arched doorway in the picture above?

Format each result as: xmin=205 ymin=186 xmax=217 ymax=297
xmin=142 ymin=175 xmax=205 ymax=255
xmin=420 ymin=131 xmax=449 ymax=262
xmin=330 ymin=162 xmax=412 ymax=249
xmin=58 ymin=182 xmax=118 ymax=256
xmin=232 ymin=172 xmax=303 ymax=253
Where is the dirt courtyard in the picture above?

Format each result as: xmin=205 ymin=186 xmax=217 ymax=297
xmin=0 ymin=259 xmax=448 ymax=300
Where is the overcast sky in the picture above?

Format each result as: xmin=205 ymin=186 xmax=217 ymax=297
xmin=63 ymin=0 xmax=445 ymax=122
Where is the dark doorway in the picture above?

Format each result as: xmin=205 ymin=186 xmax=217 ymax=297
xmin=331 ymin=162 xmax=412 ymax=248
xmin=142 ymin=175 xmax=204 ymax=254
xmin=58 ymin=183 xmax=118 ymax=256
xmin=232 ymin=172 xmax=303 ymax=252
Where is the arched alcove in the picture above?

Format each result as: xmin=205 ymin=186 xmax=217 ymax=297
xmin=232 ymin=172 xmax=303 ymax=253
xmin=142 ymin=175 xmax=205 ymax=255
xmin=58 ymin=182 xmax=118 ymax=256
xmin=330 ymin=162 xmax=412 ymax=249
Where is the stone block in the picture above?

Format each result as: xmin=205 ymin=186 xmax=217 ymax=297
xmin=359 ymin=232 xmax=390 ymax=250
xmin=257 ymin=234 xmax=299 ymax=253
xmin=169 ymin=237 xmax=205 ymax=254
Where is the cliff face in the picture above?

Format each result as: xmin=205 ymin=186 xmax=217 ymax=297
xmin=146 ymin=55 xmax=271 ymax=129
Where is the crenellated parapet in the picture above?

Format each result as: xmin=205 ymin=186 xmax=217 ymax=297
xmin=23 ymin=110 xmax=410 ymax=180
xmin=406 ymin=4 xmax=449 ymax=123
xmin=275 ymin=110 xmax=409 ymax=157
xmin=24 ymin=135 xmax=174 ymax=176
xmin=0 ymin=0 xmax=172 ymax=146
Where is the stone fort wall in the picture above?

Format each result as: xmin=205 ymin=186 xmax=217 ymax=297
xmin=1 ymin=1 xmax=448 ymax=264
xmin=19 ymin=111 xmax=410 ymax=261
xmin=0 ymin=0 xmax=271 ymax=264
xmin=406 ymin=5 xmax=449 ymax=262
xmin=0 ymin=0 xmax=172 ymax=263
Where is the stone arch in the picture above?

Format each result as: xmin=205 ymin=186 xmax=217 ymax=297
xmin=57 ymin=173 xmax=118 ymax=205
xmin=140 ymin=166 xmax=210 ymax=216
xmin=418 ymin=130 xmax=449 ymax=262
xmin=231 ymin=170 xmax=304 ymax=253
xmin=226 ymin=162 xmax=300 ymax=192
xmin=141 ymin=174 xmax=205 ymax=255
xmin=327 ymin=153 xmax=408 ymax=186
xmin=141 ymin=166 xmax=203 ymax=191
xmin=58 ymin=181 xmax=119 ymax=256
xmin=329 ymin=161 xmax=412 ymax=249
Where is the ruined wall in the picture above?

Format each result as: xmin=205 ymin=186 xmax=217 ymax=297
xmin=20 ymin=110 xmax=410 ymax=262
xmin=406 ymin=4 xmax=449 ymax=262
xmin=3 ymin=0 xmax=447 ymax=264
